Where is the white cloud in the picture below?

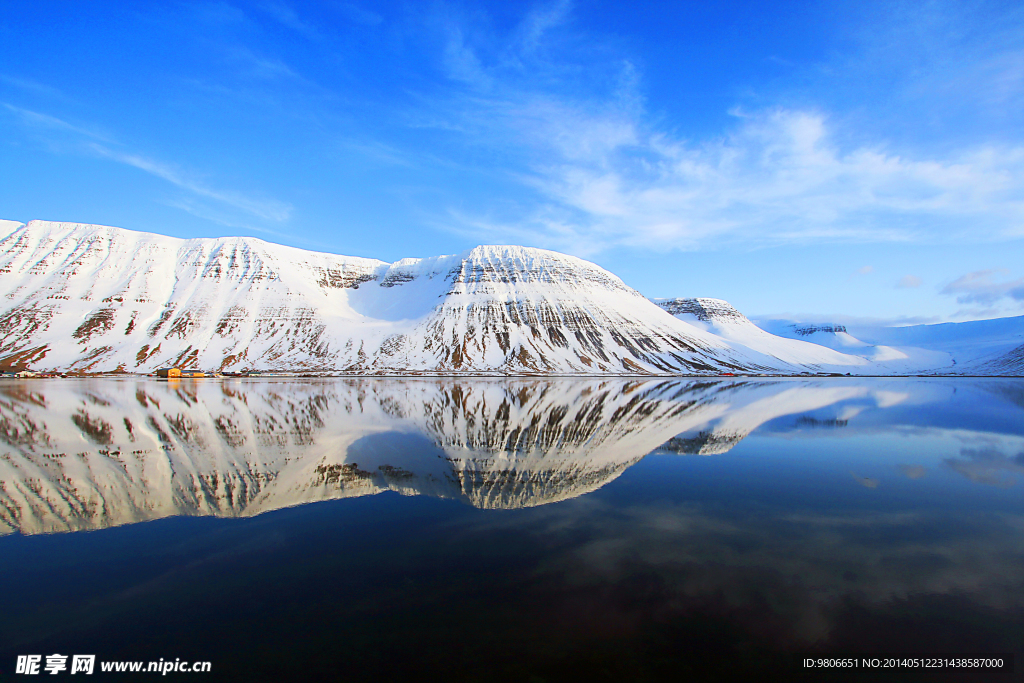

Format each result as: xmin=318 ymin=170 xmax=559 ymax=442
xmin=508 ymin=106 xmax=1024 ymax=253
xmin=419 ymin=7 xmax=1024 ymax=256
xmin=856 ymin=266 xmax=875 ymax=275
xmin=941 ymin=269 xmax=1024 ymax=305
xmin=897 ymin=275 xmax=922 ymax=288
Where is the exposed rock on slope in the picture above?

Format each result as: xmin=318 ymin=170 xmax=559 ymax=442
xmin=792 ymin=324 xmax=848 ymax=336
xmin=656 ymin=297 xmax=747 ymax=323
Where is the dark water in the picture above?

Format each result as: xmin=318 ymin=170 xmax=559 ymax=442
xmin=0 ymin=377 xmax=1022 ymax=681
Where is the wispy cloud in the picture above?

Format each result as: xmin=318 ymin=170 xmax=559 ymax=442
xmin=941 ymin=269 xmax=1024 ymax=305
xmin=226 ymin=46 xmax=305 ymax=82
xmin=842 ymin=265 xmax=874 ymax=284
xmin=89 ymin=144 xmax=292 ymax=222
xmin=0 ymin=74 xmax=64 ymax=99
xmin=451 ymin=103 xmax=1024 ymax=254
xmin=257 ymin=1 xmax=320 ymax=40
xmin=336 ymin=3 xmax=383 ymax=26
xmin=164 ymin=197 xmax=300 ymax=244
xmin=897 ymin=275 xmax=922 ymax=288
xmin=3 ymin=103 xmax=292 ymax=224
xmin=516 ymin=0 xmax=572 ymax=54
xmin=3 ymin=103 xmax=114 ymax=143
xmin=415 ymin=5 xmax=1024 ymax=256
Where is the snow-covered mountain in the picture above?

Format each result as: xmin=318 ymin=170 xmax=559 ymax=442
xmin=0 ymin=377 xmax=924 ymax=533
xmin=2 ymin=220 xmax=1020 ymax=375
xmin=1 ymin=220 xmax=877 ymax=375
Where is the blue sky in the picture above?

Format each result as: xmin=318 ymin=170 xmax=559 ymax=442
xmin=2 ymin=0 xmax=1023 ymax=323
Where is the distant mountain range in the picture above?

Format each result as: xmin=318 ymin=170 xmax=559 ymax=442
xmin=1 ymin=220 xmax=1021 ymax=375
xmin=754 ymin=314 xmax=1024 ymax=375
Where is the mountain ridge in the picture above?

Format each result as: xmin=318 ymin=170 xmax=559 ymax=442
xmin=1 ymin=219 xmax=1019 ymax=375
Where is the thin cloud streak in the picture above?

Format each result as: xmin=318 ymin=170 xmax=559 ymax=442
xmin=90 ymin=144 xmax=293 ymax=223
xmin=164 ymin=197 xmax=318 ymax=247
xmin=336 ymin=3 xmax=383 ymax=26
xmin=0 ymin=74 xmax=64 ymax=98
xmin=3 ymin=103 xmax=115 ymax=143
xmin=257 ymin=1 xmax=321 ymax=40
xmin=5 ymin=103 xmax=293 ymax=224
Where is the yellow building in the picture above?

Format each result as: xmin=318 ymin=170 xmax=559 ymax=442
xmin=156 ymin=367 xmax=182 ymax=378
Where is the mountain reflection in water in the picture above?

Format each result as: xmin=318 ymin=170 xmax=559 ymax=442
xmin=1 ymin=377 xmax=1023 ymax=534
xmin=2 ymin=378 xmax=1023 ymax=680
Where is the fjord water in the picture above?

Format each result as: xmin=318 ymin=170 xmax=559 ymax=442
xmin=1 ymin=377 xmax=1022 ymax=681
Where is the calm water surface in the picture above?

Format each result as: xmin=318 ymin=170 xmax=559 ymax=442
xmin=1 ymin=377 xmax=1022 ymax=681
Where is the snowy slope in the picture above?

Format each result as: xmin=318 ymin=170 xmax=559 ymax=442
xmin=850 ymin=317 xmax=1024 ymax=372
xmin=752 ymin=319 xmax=951 ymax=370
xmin=0 ymin=220 xmax=387 ymax=372
xmin=0 ymin=220 xmax=873 ymax=375
xmin=757 ymin=316 xmax=1024 ymax=374
xmin=651 ymin=298 xmax=957 ymax=374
